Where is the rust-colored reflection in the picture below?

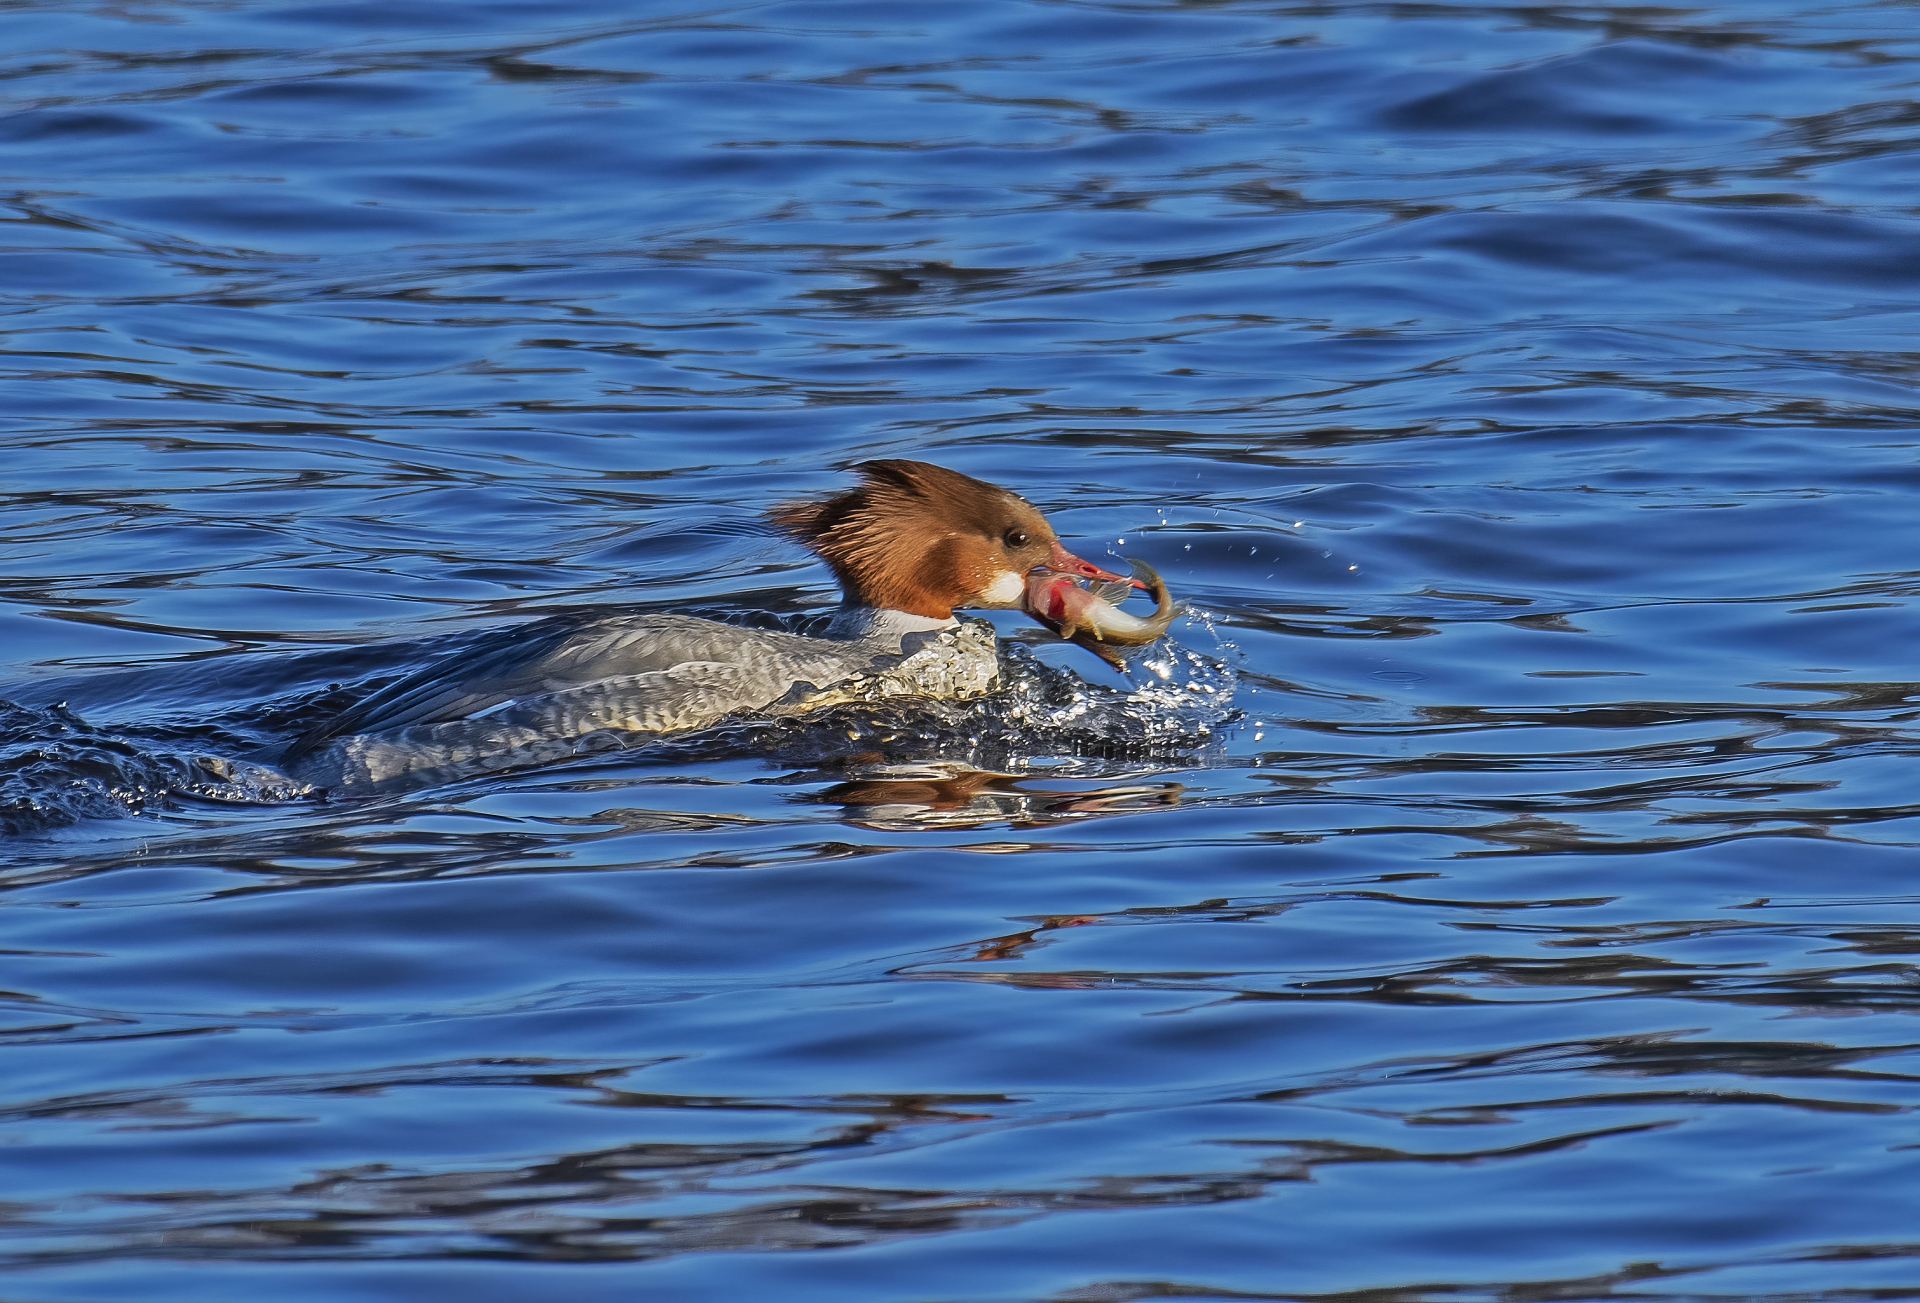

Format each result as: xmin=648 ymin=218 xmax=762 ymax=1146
xmin=817 ymin=764 xmax=1183 ymax=831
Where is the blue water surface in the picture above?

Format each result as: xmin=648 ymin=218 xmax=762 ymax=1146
xmin=5 ymin=1 xmax=1920 ymax=1299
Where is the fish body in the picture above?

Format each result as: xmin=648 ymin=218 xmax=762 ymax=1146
xmin=1026 ymin=559 xmax=1184 ymax=668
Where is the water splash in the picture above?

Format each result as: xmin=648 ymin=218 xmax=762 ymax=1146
xmin=0 ymin=700 xmax=305 ymax=835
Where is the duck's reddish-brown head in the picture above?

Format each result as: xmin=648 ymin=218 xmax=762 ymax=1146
xmin=769 ymin=460 xmax=1131 ymax=621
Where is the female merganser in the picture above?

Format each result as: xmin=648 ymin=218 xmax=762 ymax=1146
xmin=280 ymin=460 xmax=1143 ymax=793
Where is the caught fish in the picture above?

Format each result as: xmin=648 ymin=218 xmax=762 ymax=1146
xmin=1025 ymin=559 xmax=1184 ymax=668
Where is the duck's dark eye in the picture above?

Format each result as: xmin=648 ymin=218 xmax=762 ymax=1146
xmin=1004 ymin=528 xmax=1030 ymax=549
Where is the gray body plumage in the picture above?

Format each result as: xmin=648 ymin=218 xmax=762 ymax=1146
xmin=281 ymin=609 xmax=1000 ymax=793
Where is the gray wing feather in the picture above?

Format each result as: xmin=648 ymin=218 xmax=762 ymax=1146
xmin=281 ymin=613 xmax=865 ymax=765
xmin=281 ymin=616 xmax=588 ymax=763
xmin=287 ymin=659 xmax=802 ymax=792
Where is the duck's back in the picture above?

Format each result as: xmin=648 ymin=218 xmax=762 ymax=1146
xmin=281 ymin=611 xmax=997 ymax=793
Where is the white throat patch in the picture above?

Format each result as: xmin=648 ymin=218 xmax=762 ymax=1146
xmin=977 ymin=569 xmax=1026 ymax=607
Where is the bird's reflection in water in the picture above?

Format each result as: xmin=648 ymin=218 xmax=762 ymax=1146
xmin=817 ymin=763 xmax=1183 ymax=831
